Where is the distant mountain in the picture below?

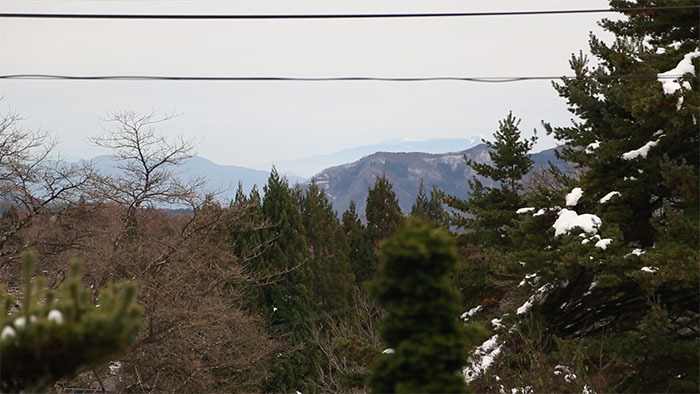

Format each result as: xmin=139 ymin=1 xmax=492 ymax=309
xmin=87 ymin=155 xmax=306 ymax=202
xmin=267 ymin=137 xmax=483 ymax=178
xmin=310 ymin=144 xmax=565 ymax=216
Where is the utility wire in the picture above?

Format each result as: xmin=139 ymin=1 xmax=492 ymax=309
xmin=0 ymin=74 xmax=689 ymax=83
xmin=1 ymin=6 xmax=698 ymax=20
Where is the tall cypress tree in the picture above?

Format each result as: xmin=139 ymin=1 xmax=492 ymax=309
xmin=341 ymin=200 xmax=375 ymax=286
xmin=365 ymin=174 xmax=404 ymax=248
xmin=301 ymin=181 xmax=354 ymax=313
xmin=368 ymin=220 xmax=476 ymax=393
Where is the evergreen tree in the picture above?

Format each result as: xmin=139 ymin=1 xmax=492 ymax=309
xmin=445 ymin=112 xmax=537 ymax=248
xmin=342 ymin=201 xmax=375 ymax=285
xmin=365 ymin=173 xmax=403 ymax=248
xmin=301 ymin=180 xmax=354 ymax=313
xmin=410 ymin=180 xmax=449 ymax=228
xmin=471 ymin=2 xmax=699 ymax=392
xmin=368 ymin=220 xmax=479 ymax=393
xmin=1 ymin=252 xmax=142 ymax=392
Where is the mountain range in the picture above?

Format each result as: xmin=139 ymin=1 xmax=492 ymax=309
xmin=85 ymin=137 xmax=563 ymax=214
xmin=261 ymin=137 xmax=484 ymax=178
xmin=311 ymin=144 xmax=565 ymax=215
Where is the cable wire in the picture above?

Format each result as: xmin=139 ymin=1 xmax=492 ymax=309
xmin=0 ymin=74 xmax=688 ymax=83
xmin=1 ymin=6 xmax=698 ymax=20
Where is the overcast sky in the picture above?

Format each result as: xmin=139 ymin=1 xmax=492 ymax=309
xmin=0 ymin=0 xmax=614 ymax=170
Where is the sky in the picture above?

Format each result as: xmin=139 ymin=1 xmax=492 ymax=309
xmin=0 ymin=0 xmax=615 ymax=170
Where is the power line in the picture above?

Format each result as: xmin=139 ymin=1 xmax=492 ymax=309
xmin=0 ymin=74 xmax=688 ymax=83
xmin=1 ymin=6 xmax=698 ymax=20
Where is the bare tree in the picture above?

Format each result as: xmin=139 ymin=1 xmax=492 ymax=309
xmin=0 ymin=108 xmax=93 ymax=271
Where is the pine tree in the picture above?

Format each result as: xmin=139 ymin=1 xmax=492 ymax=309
xmin=445 ymin=112 xmax=537 ymax=248
xmin=365 ymin=173 xmax=404 ymax=248
xmin=342 ymin=201 xmax=375 ymax=285
xmin=473 ymin=2 xmax=699 ymax=392
xmin=0 ymin=252 xmax=142 ymax=392
xmin=368 ymin=219 xmax=478 ymax=393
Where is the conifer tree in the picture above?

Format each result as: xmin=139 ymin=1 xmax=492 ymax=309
xmin=301 ymin=181 xmax=354 ymax=313
xmin=342 ymin=201 xmax=375 ymax=285
xmin=365 ymin=173 xmax=403 ymax=248
xmin=445 ymin=112 xmax=537 ymax=248
xmin=472 ymin=2 xmax=699 ymax=392
xmin=0 ymin=252 xmax=142 ymax=392
xmin=411 ymin=180 xmax=448 ymax=228
xmin=368 ymin=220 xmax=476 ymax=393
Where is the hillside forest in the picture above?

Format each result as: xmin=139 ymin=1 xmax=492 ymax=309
xmin=0 ymin=1 xmax=698 ymax=392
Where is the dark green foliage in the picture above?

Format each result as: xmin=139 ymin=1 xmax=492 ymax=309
xmin=445 ymin=112 xmax=537 ymax=248
xmin=410 ymin=180 xmax=448 ymax=228
xmin=366 ymin=174 xmax=404 ymax=248
xmin=0 ymin=252 xmax=142 ymax=392
xmin=368 ymin=219 xmax=478 ymax=393
xmin=474 ymin=2 xmax=700 ymax=392
xmin=342 ymin=200 xmax=375 ymax=286
xmin=301 ymin=180 xmax=354 ymax=314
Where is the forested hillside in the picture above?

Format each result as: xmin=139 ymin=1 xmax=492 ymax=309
xmin=0 ymin=1 xmax=698 ymax=392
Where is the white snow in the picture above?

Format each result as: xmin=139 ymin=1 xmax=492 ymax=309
xmin=599 ymin=191 xmax=621 ymax=204
xmin=382 ymin=348 xmax=395 ymax=354
xmin=585 ymin=141 xmax=600 ymax=154
xmin=461 ymin=305 xmax=483 ymax=321
xmin=621 ymin=138 xmax=662 ymax=160
xmin=516 ymin=207 xmax=535 ymax=214
xmin=14 ymin=317 xmax=26 ymax=329
xmin=552 ymin=209 xmax=602 ymax=236
xmin=656 ymin=47 xmax=666 ymax=54
xmin=109 ymin=361 xmax=122 ymax=375
xmin=464 ymin=334 xmax=502 ymax=382
xmin=491 ymin=318 xmax=505 ymax=329
xmin=630 ymin=248 xmax=644 ymax=256
xmin=518 ymin=273 xmax=539 ymax=287
xmin=595 ymin=238 xmax=613 ymax=250
xmin=565 ymin=188 xmax=584 ymax=207
xmin=517 ymin=284 xmax=553 ymax=315
xmin=272 ymin=306 xmax=278 ymax=312
xmin=48 ymin=309 xmax=64 ymax=324
xmin=554 ymin=365 xmax=577 ymax=382
xmin=641 ymin=266 xmax=659 ymax=273
xmin=582 ymin=384 xmax=597 ymax=394
xmin=1 ymin=326 xmax=16 ymax=340
xmin=657 ymin=49 xmax=700 ymax=94
xmin=532 ymin=208 xmax=546 ymax=217
xmin=581 ymin=239 xmax=590 ymax=245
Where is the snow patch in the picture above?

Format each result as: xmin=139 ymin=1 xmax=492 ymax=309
xmin=517 ymin=284 xmax=553 ymax=315
xmin=595 ymin=238 xmax=613 ymax=250
xmin=621 ymin=136 xmax=662 ymax=160
xmin=532 ymin=208 xmax=546 ymax=217
xmin=1 ymin=326 xmax=16 ymax=340
xmin=516 ymin=207 xmax=535 ymax=214
xmin=641 ymin=266 xmax=659 ymax=273
xmin=552 ymin=209 xmax=602 ymax=236
xmin=47 ymin=309 xmax=64 ymax=324
xmin=657 ymin=49 xmax=700 ymax=95
xmin=565 ymin=188 xmax=584 ymax=207
xmin=585 ymin=141 xmax=600 ymax=154
xmin=461 ymin=305 xmax=483 ymax=321
xmin=599 ymin=191 xmax=621 ymax=204
xmin=464 ymin=334 xmax=502 ymax=382
xmin=491 ymin=318 xmax=505 ymax=329
xmin=382 ymin=348 xmax=395 ymax=354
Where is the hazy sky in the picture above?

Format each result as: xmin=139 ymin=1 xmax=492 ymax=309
xmin=0 ymin=0 xmax=614 ymax=170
